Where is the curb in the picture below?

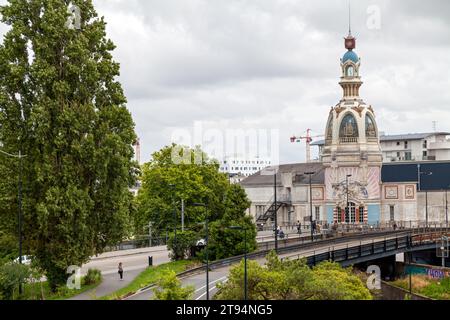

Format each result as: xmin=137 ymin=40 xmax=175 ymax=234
xmin=90 ymin=247 xmax=168 ymax=261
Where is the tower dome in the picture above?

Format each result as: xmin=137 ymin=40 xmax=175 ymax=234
xmin=342 ymin=50 xmax=359 ymax=63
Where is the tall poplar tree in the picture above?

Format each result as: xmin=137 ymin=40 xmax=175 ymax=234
xmin=0 ymin=0 xmax=137 ymax=290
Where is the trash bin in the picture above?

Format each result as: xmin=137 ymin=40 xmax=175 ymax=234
xmin=148 ymin=256 xmax=153 ymax=267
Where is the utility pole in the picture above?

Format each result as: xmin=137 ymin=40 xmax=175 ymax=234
xmin=445 ymin=189 xmax=448 ymax=227
xmin=346 ymin=174 xmax=352 ymax=224
xmin=181 ymin=199 xmax=185 ymax=232
xmin=274 ymin=170 xmax=278 ymax=252
xmin=0 ymin=147 xmax=26 ymax=295
xmin=148 ymin=221 xmax=152 ymax=247
xmin=305 ymin=172 xmax=316 ymax=242
xmin=18 ymin=149 xmax=23 ymax=295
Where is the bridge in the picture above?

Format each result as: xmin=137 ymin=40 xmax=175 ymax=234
xmin=126 ymin=227 xmax=449 ymax=300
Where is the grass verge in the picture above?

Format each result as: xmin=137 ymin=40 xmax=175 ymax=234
xmin=392 ymin=275 xmax=450 ymax=300
xmin=16 ymin=278 xmax=101 ymax=300
xmin=102 ymin=260 xmax=199 ymax=300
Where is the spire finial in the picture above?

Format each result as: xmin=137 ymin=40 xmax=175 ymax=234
xmin=348 ymin=1 xmax=352 ymax=36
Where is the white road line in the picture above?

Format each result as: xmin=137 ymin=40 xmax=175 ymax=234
xmin=195 ymin=279 xmax=228 ymax=300
xmin=194 ymin=276 xmax=228 ymax=293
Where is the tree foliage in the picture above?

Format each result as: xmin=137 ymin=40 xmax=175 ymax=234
xmin=166 ymin=230 xmax=198 ymax=261
xmin=153 ymin=270 xmax=195 ymax=300
xmin=0 ymin=0 xmax=137 ymax=291
xmin=136 ymin=144 xmax=255 ymax=261
xmin=215 ymin=251 xmax=372 ymax=300
xmin=0 ymin=263 xmax=32 ymax=300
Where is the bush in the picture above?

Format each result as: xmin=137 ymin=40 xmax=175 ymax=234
xmin=83 ymin=269 xmax=102 ymax=286
xmin=0 ymin=263 xmax=31 ymax=300
xmin=167 ymin=230 xmax=198 ymax=261
xmin=153 ymin=270 xmax=194 ymax=300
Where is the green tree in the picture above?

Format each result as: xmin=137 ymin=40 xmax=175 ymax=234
xmin=135 ymin=144 xmax=229 ymax=236
xmin=215 ymin=251 xmax=372 ymax=300
xmin=0 ymin=0 xmax=137 ymax=291
xmin=0 ymin=263 xmax=31 ymax=300
xmin=153 ymin=270 xmax=195 ymax=300
xmin=166 ymin=230 xmax=198 ymax=261
xmin=136 ymin=144 xmax=255 ymax=262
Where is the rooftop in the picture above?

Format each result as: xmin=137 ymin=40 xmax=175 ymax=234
xmin=311 ymin=132 xmax=450 ymax=146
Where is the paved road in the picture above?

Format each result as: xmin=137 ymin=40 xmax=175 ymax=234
xmin=127 ymin=232 xmax=409 ymax=301
xmin=126 ymin=267 xmax=232 ymax=301
xmin=69 ymin=247 xmax=170 ymax=300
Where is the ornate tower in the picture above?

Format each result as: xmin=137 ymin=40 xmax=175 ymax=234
xmin=323 ymin=31 xmax=383 ymax=225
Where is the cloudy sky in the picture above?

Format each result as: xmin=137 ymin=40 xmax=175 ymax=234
xmin=1 ymin=0 xmax=450 ymax=164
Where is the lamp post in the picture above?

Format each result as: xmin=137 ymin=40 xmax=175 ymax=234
xmin=346 ymin=174 xmax=352 ymax=225
xmin=192 ymin=203 xmax=209 ymax=300
xmin=445 ymin=187 xmax=449 ymax=227
xmin=418 ymin=166 xmax=432 ymax=228
xmin=274 ymin=170 xmax=278 ymax=252
xmin=0 ymin=148 xmax=26 ymax=295
xmin=305 ymin=172 xmax=315 ymax=242
xmin=169 ymin=184 xmax=177 ymax=245
xmin=228 ymin=226 xmax=247 ymax=300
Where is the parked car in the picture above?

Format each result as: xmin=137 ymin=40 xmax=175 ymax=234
xmin=14 ymin=255 xmax=33 ymax=265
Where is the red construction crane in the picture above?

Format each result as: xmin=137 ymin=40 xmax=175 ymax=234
xmin=290 ymin=129 xmax=324 ymax=163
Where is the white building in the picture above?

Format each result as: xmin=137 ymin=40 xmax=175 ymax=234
xmin=312 ymin=132 xmax=450 ymax=163
xmin=240 ymin=29 xmax=450 ymax=228
xmin=219 ymin=156 xmax=273 ymax=178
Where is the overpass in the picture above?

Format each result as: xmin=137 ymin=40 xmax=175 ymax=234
xmin=126 ymin=227 xmax=449 ymax=300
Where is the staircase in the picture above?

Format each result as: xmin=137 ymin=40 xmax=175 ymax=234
xmin=256 ymin=194 xmax=291 ymax=224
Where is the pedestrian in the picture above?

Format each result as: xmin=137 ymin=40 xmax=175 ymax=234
xmin=118 ymin=262 xmax=124 ymax=280
xmin=393 ymin=223 xmax=397 ymax=231
xmin=297 ymin=221 xmax=302 ymax=235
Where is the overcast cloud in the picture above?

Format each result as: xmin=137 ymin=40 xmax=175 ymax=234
xmin=1 ymin=0 xmax=449 ymax=164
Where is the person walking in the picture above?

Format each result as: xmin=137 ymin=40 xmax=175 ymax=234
xmin=297 ymin=221 xmax=302 ymax=235
xmin=118 ymin=262 xmax=124 ymax=281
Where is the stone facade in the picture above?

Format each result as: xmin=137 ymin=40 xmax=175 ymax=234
xmin=240 ymin=31 xmax=450 ymax=228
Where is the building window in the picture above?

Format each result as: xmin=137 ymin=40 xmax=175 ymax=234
xmin=404 ymin=141 xmax=408 ymax=149
xmin=396 ymin=142 xmax=400 ymax=146
xmin=340 ymin=114 xmax=359 ymax=139
xmin=337 ymin=207 xmax=342 ymax=223
xmin=405 ymin=152 xmax=412 ymax=161
xmin=365 ymin=114 xmax=377 ymax=138
xmin=315 ymin=206 xmax=320 ymax=222
xmin=423 ymin=140 xmax=428 ymax=149
xmin=359 ymin=206 xmax=365 ymax=223
xmin=390 ymin=206 xmax=395 ymax=222
xmin=350 ymin=203 xmax=356 ymax=223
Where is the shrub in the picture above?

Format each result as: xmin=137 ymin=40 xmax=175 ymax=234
xmin=83 ymin=269 xmax=102 ymax=286
xmin=153 ymin=270 xmax=194 ymax=300
xmin=167 ymin=230 xmax=198 ymax=261
xmin=0 ymin=263 xmax=31 ymax=300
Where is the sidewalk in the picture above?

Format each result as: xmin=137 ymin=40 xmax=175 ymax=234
xmin=89 ymin=245 xmax=167 ymax=261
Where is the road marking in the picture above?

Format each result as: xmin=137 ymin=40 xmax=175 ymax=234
xmin=195 ymin=278 xmax=228 ymax=300
xmin=194 ymin=276 xmax=228 ymax=293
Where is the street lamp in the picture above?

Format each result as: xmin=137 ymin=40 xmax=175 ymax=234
xmin=418 ymin=166 xmax=432 ymax=228
xmin=0 ymin=148 xmax=26 ymax=295
xmin=228 ymin=226 xmax=248 ymax=300
xmin=305 ymin=172 xmax=316 ymax=242
xmin=169 ymin=184 xmax=177 ymax=245
xmin=346 ymin=174 xmax=352 ymax=225
xmin=192 ymin=203 xmax=209 ymax=300
xmin=273 ymin=169 xmax=278 ymax=252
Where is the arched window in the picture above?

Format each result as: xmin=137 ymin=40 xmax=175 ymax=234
xmin=340 ymin=114 xmax=359 ymax=139
xmin=326 ymin=114 xmax=333 ymax=142
xmin=359 ymin=206 xmax=365 ymax=223
xmin=346 ymin=202 xmax=356 ymax=223
xmin=365 ymin=114 xmax=377 ymax=138
xmin=346 ymin=65 xmax=354 ymax=77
